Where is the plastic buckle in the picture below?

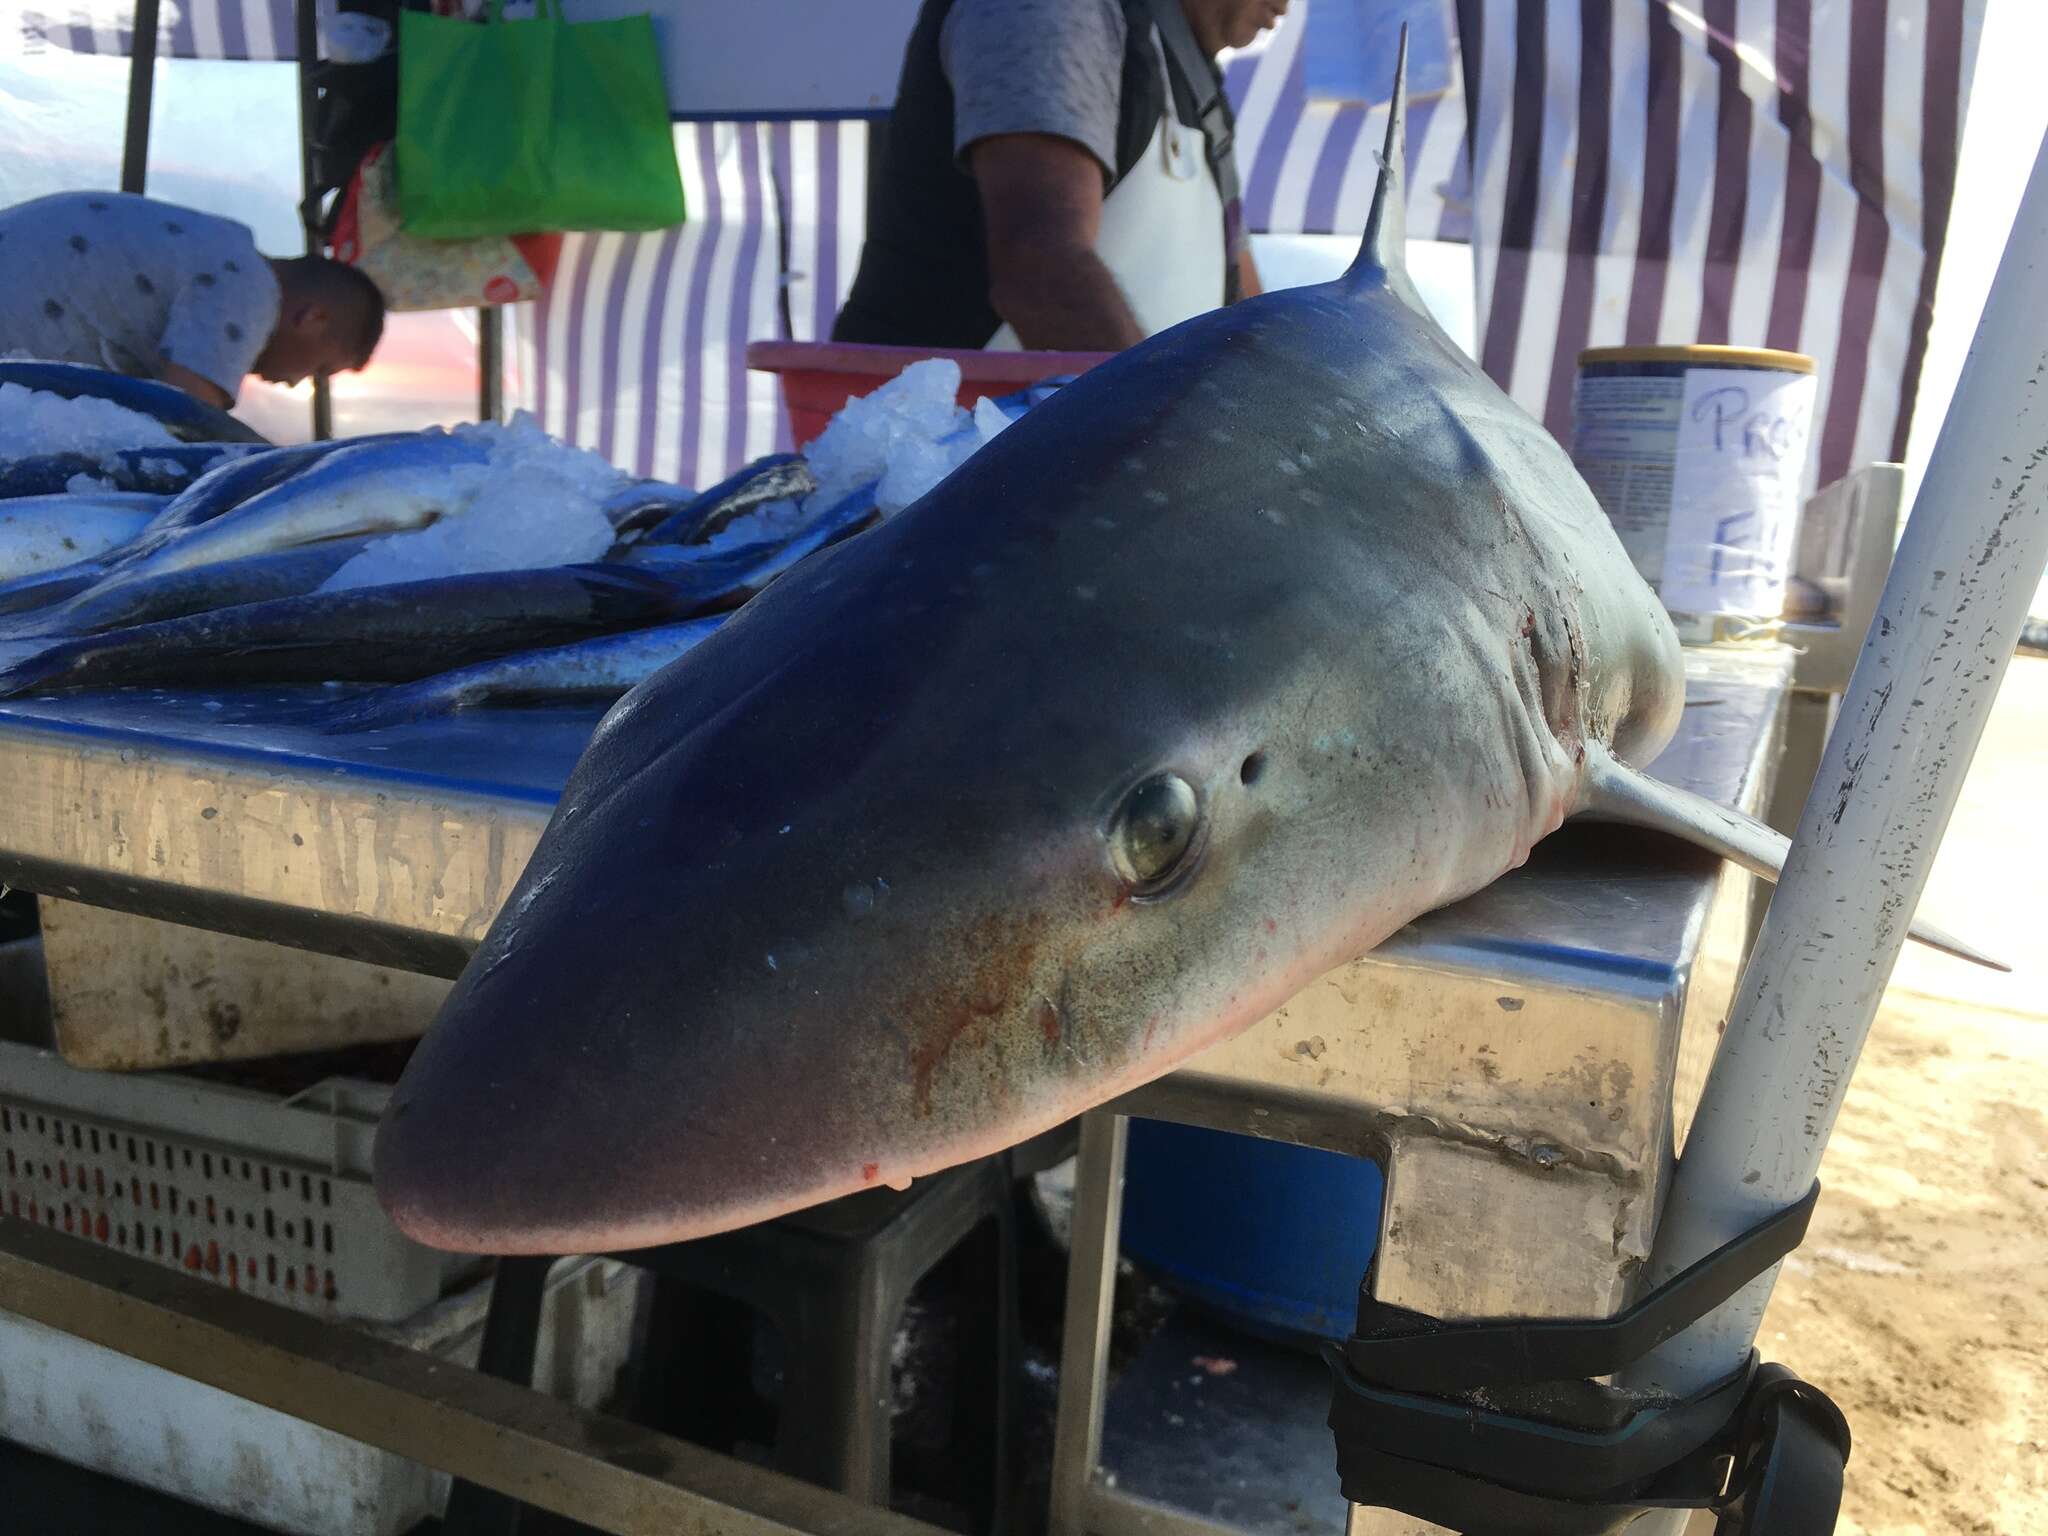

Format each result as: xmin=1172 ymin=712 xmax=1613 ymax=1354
xmin=1199 ymin=111 xmax=1235 ymax=170
xmin=1712 ymin=1364 xmax=1852 ymax=1534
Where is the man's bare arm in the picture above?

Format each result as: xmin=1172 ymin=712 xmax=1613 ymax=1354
xmin=160 ymin=362 xmax=234 ymax=409
xmin=970 ymin=133 xmax=1147 ymax=352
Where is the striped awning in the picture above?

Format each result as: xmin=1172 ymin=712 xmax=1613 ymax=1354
xmin=1462 ymin=0 xmax=1986 ymax=494
xmin=411 ymin=2 xmax=1984 ymax=507
xmin=517 ymin=123 xmax=793 ymax=490
xmin=515 ymin=11 xmax=1469 ymax=486
xmin=20 ymin=0 xmax=329 ymax=60
xmin=1224 ymin=8 xmax=1474 ymax=243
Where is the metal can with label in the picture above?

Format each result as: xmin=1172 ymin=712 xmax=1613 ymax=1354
xmin=1571 ymin=345 xmax=1818 ymax=644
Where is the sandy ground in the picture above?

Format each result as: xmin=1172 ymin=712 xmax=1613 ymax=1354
xmin=1745 ymin=656 xmax=2048 ymax=1535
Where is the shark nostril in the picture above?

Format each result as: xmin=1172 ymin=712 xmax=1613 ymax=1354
xmin=1240 ymin=751 xmax=1267 ymax=786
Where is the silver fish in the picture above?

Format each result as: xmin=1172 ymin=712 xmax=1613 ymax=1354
xmin=0 ymin=539 xmax=376 ymax=641
xmin=128 ymin=436 xmax=408 ymax=545
xmin=600 ymin=479 xmax=702 ymax=537
xmin=614 ymin=487 xmax=880 ymax=607
xmin=0 ymin=444 xmax=258 ymax=500
xmin=108 ymin=430 xmax=493 ymax=582
xmin=0 ymin=565 xmax=107 ymax=617
xmin=0 ymin=564 xmax=701 ymax=697
xmin=639 ymin=454 xmax=817 ymax=545
xmin=323 ymin=617 xmax=729 ymax=732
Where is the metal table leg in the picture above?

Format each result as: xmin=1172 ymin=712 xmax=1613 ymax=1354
xmin=1050 ymin=1109 xmax=1702 ymax=1536
xmin=1047 ymin=1111 xmax=1126 ymax=1536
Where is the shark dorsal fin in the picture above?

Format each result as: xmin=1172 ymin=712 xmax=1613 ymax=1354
xmin=1343 ymin=24 xmax=1419 ymax=305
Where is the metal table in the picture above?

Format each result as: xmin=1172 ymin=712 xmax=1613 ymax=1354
xmin=0 ymin=688 xmax=586 ymax=978
xmin=0 ymin=644 xmax=1794 ymax=1536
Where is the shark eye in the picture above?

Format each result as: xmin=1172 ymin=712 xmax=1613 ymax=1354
xmin=1111 ymin=772 xmax=1200 ymax=892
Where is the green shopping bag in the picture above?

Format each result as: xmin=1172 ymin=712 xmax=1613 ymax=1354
xmin=397 ymin=0 xmax=685 ymax=240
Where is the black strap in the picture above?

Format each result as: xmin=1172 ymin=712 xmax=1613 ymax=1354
xmin=1345 ymin=1182 xmax=1821 ymax=1391
xmin=1142 ymin=0 xmax=1245 ymax=301
xmin=1326 ymin=1183 xmax=1850 ymax=1534
xmin=1327 ymin=1348 xmax=1757 ymax=1505
xmin=1332 ymin=1350 xmax=1852 ymax=1535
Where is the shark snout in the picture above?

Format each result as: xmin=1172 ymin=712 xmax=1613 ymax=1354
xmin=371 ymin=499 xmax=1382 ymax=1253
xmin=372 ymin=780 xmax=1113 ymax=1252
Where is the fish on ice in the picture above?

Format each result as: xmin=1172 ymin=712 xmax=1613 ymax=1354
xmin=105 ymin=430 xmax=493 ymax=582
xmin=0 ymin=360 xmax=269 ymax=445
xmin=638 ymin=454 xmax=819 ymax=546
xmin=0 ymin=444 xmax=258 ymax=500
xmin=0 ymin=564 xmax=703 ymax=696
xmin=323 ymin=617 xmax=729 ymax=732
xmin=0 ymin=539 xmax=376 ymax=641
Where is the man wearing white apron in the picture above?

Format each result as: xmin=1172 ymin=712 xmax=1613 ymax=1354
xmin=833 ymin=0 xmax=1288 ymax=351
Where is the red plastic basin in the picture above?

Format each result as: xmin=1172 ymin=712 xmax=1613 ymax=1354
xmin=747 ymin=340 xmax=1115 ymax=449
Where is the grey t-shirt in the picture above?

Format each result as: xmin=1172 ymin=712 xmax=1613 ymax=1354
xmin=941 ymin=0 xmax=1145 ymax=178
xmin=0 ymin=192 xmax=281 ymax=400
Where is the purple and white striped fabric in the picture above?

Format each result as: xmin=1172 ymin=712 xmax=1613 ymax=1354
xmin=517 ymin=11 xmax=1469 ymax=488
xmin=768 ymin=120 xmax=873 ymax=347
xmin=1222 ymin=8 xmax=1473 ymax=242
xmin=517 ymin=119 xmax=872 ymax=483
xmin=19 ymin=0 xmax=328 ymax=60
xmin=1460 ymin=0 xmax=1985 ymax=494
xmin=516 ymin=124 xmax=787 ymax=489
xmin=78 ymin=1 xmax=1975 ymax=506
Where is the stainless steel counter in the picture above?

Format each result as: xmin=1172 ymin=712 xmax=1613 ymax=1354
xmin=0 ymin=648 xmax=1791 ymax=986
xmin=0 ymin=689 xmax=579 ymax=977
xmin=0 ymin=644 xmax=1793 ymax=1326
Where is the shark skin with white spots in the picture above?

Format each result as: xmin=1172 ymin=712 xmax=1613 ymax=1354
xmin=372 ymin=39 xmax=1996 ymax=1255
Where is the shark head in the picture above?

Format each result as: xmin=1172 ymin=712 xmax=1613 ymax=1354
xmin=373 ymin=35 xmax=1692 ymax=1251
xmin=372 ymin=371 xmax=1525 ymax=1251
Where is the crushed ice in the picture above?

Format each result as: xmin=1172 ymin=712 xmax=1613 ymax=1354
xmin=3 ymin=360 xmax=1044 ymax=603
xmin=0 ymin=381 xmax=179 ymax=458
xmin=801 ymin=359 xmax=1014 ymax=520
xmin=320 ymin=412 xmax=625 ymax=592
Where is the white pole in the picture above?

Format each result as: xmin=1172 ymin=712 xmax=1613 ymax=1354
xmin=1631 ymin=125 xmax=2048 ymax=1399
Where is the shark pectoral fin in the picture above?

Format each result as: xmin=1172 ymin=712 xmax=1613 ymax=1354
xmin=1577 ymin=744 xmax=2010 ymax=973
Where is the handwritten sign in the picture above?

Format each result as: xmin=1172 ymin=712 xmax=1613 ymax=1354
xmin=1659 ymin=368 xmax=1818 ymax=618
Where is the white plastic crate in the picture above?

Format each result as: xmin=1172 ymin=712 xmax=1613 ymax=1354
xmin=0 ymin=1255 xmax=648 ymax=1536
xmin=0 ymin=1040 xmax=474 ymax=1322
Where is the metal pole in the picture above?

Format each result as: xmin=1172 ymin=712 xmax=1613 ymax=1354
xmin=119 ymin=0 xmax=161 ymax=194
xmin=1633 ymin=126 xmax=2048 ymax=1399
xmin=295 ymin=0 xmax=334 ymax=440
xmin=478 ymin=307 xmax=504 ymax=424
